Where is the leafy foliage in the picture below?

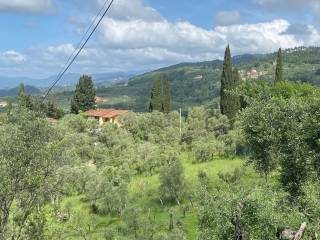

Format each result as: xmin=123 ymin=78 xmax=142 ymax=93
xmin=240 ymin=81 xmax=320 ymax=194
xmin=220 ymin=46 xmax=241 ymax=122
xmin=0 ymin=107 xmax=66 ymax=239
xmin=149 ymin=79 xmax=163 ymax=112
xmin=71 ymin=75 xmax=96 ymax=114
xmin=198 ymin=182 xmax=303 ymax=240
xmin=163 ymin=79 xmax=172 ymax=113
xmin=159 ymin=154 xmax=185 ymax=203
xmin=86 ymin=166 xmax=130 ymax=215
xmin=275 ymin=48 xmax=284 ymax=83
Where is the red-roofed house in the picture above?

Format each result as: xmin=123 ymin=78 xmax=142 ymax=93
xmin=84 ymin=108 xmax=128 ymax=126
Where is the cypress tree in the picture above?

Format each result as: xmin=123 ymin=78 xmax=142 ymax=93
xmin=232 ymin=68 xmax=241 ymax=113
xmin=275 ymin=48 xmax=283 ymax=84
xmin=163 ymin=79 xmax=172 ymax=113
xmin=149 ymin=79 xmax=163 ymax=112
xmin=18 ymin=82 xmax=26 ymax=98
xmin=71 ymin=75 xmax=96 ymax=114
xmin=17 ymin=82 xmax=32 ymax=108
xmin=220 ymin=45 xmax=235 ymax=120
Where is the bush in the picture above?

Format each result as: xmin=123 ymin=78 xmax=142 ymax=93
xmin=191 ymin=136 xmax=225 ymax=163
xmin=132 ymin=142 xmax=161 ymax=175
xmin=58 ymin=114 xmax=88 ymax=133
xmin=85 ymin=166 xmax=130 ymax=215
xmin=159 ymin=157 xmax=185 ymax=204
xmin=121 ymin=111 xmax=181 ymax=145
xmin=198 ymin=183 xmax=303 ymax=240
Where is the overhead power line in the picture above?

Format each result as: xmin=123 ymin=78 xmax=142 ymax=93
xmin=43 ymin=0 xmax=115 ymax=101
xmin=55 ymin=0 xmax=110 ymax=80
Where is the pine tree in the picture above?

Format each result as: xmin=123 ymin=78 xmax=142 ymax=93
xmin=149 ymin=79 xmax=163 ymax=112
xmin=275 ymin=48 xmax=283 ymax=84
xmin=163 ymin=79 xmax=172 ymax=113
xmin=220 ymin=45 xmax=240 ymax=121
xmin=71 ymin=75 xmax=96 ymax=114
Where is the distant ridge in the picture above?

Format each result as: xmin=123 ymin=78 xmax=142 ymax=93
xmin=0 ymin=85 xmax=41 ymax=97
xmin=0 ymin=72 xmax=138 ymax=90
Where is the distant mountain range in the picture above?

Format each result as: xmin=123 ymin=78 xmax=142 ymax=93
xmin=0 ymin=85 xmax=41 ymax=97
xmin=0 ymin=72 xmax=139 ymax=90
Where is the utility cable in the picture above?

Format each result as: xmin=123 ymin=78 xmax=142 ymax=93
xmin=43 ymin=0 xmax=115 ymax=101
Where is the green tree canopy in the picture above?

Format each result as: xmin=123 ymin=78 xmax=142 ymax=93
xmin=163 ymin=79 xmax=172 ymax=113
xmin=220 ymin=46 xmax=240 ymax=122
xmin=275 ymin=48 xmax=283 ymax=83
xmin=71 ymin=75 xmax=96 ymax=114
xmin=18 ymin=82 xmax=25 ymax=98
xmin=0 ymin=107 xmax=66 ymax=239
xmin=240 ymin=81 xmax=320 ymax=195
xmin=149 ymin=79 xmax=163 ymax=112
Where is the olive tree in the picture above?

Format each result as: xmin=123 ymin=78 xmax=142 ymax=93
xmin=0 ymin=108 xmax=65 ymax=240
xmin=159 ymin=155 xmax=185 ymax=205
xmin=86 ymin=166 xmax=130 ymax=215
xmin=198 ymin=183 xmax=303 ymax=240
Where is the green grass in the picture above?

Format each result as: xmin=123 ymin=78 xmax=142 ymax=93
xmin=47 ymin=153 xmax=261 ymax=239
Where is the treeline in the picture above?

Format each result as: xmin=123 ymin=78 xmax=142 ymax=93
xmin=17 ymin=83 xmax=64 ymax=119
xmin=149 ymin=78 xmax=172 ymax=113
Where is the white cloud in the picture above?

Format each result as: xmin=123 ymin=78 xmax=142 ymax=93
xmin=1 ymin=50 xmax=26 ymax=63
xmin=1 ymin=0 xmax=320 ymax=78
xmin=0 ymin=0 xmax=54 ymax=14
xmin=47 ymin=44 xmax=76 ymax=56
xmin=215 ymin=19 xmax=303 ymax=53
xmin=98 ymin=18 xmax=224 ymax=53
xmin=104 ymin=0 xmax=162 ymax=21
xmin=215 ymin=11 xmax=241 ymax=26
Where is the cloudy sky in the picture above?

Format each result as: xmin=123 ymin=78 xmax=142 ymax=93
xmin=0 ymin=0 xmax=319 ymax=78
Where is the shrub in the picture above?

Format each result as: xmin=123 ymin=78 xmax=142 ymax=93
xmin=159 ymin=157 xmax=185 ymax=204
xmin=191 ymin=135 xmax=225 ymax=162
xmin=58 ymin=114 xmax=88 ymax=133
xmin=86 ymin=166 xmax=130 ymax=215
xmin=198 ymin=183 xmax=303 ymax=240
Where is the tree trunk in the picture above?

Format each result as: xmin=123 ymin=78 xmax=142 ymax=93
xmin=294 ymin=222 xmax=306 ymax=240
xmin=0 ymin=227 xmax=5 ymax=240
xmin=169 ymin=210 xmax=174 ymax=231
xmin=278 ymin=222 xmax=307 ymax=240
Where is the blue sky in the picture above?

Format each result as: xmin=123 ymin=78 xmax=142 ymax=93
xmin=0 ymin=0 xmax=319 ymax=78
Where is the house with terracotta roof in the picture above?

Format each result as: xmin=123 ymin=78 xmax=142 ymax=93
xmin=84 ymin=108 xmax=128 ymax=126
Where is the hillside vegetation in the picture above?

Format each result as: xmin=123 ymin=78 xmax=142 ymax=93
xmin=2 ymin=42 xmax=320 ymax=239
xmin=2 ymin=47 xmax=320 ymax=113
xmin=97 ymin=47 xmax=320 ymax=112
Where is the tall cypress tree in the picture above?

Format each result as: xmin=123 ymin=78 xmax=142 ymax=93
xmin=163 ymin=79 xmax=172 ymax=113
xmin=220 ymin=46 xmax=241 ymax=122
xmin=232 ymin=68 xmax=241 ymax=113
xmin=18 ymin=82 xmax=26 ymax=98
xmin=220 ymin=45 xmax=234 ymax=119
xmin=149 ymin=79 xmax=163 ymax=112
xmin=17 ymin=82 xmax=32 ymax=108
xmin=275 ymin=48 xmax=283 ymax=84
xmin=71 ymin=75 xmax=96 ymax=114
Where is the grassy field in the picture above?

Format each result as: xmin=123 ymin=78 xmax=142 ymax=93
xmin=46 ymin=153 xmax=263 ymax=239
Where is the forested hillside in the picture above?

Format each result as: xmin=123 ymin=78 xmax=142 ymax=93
xmin=97 ymin=47 xmax=320 ymax=112
xmin=3 ymin=47 xmax=319 ymax=112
